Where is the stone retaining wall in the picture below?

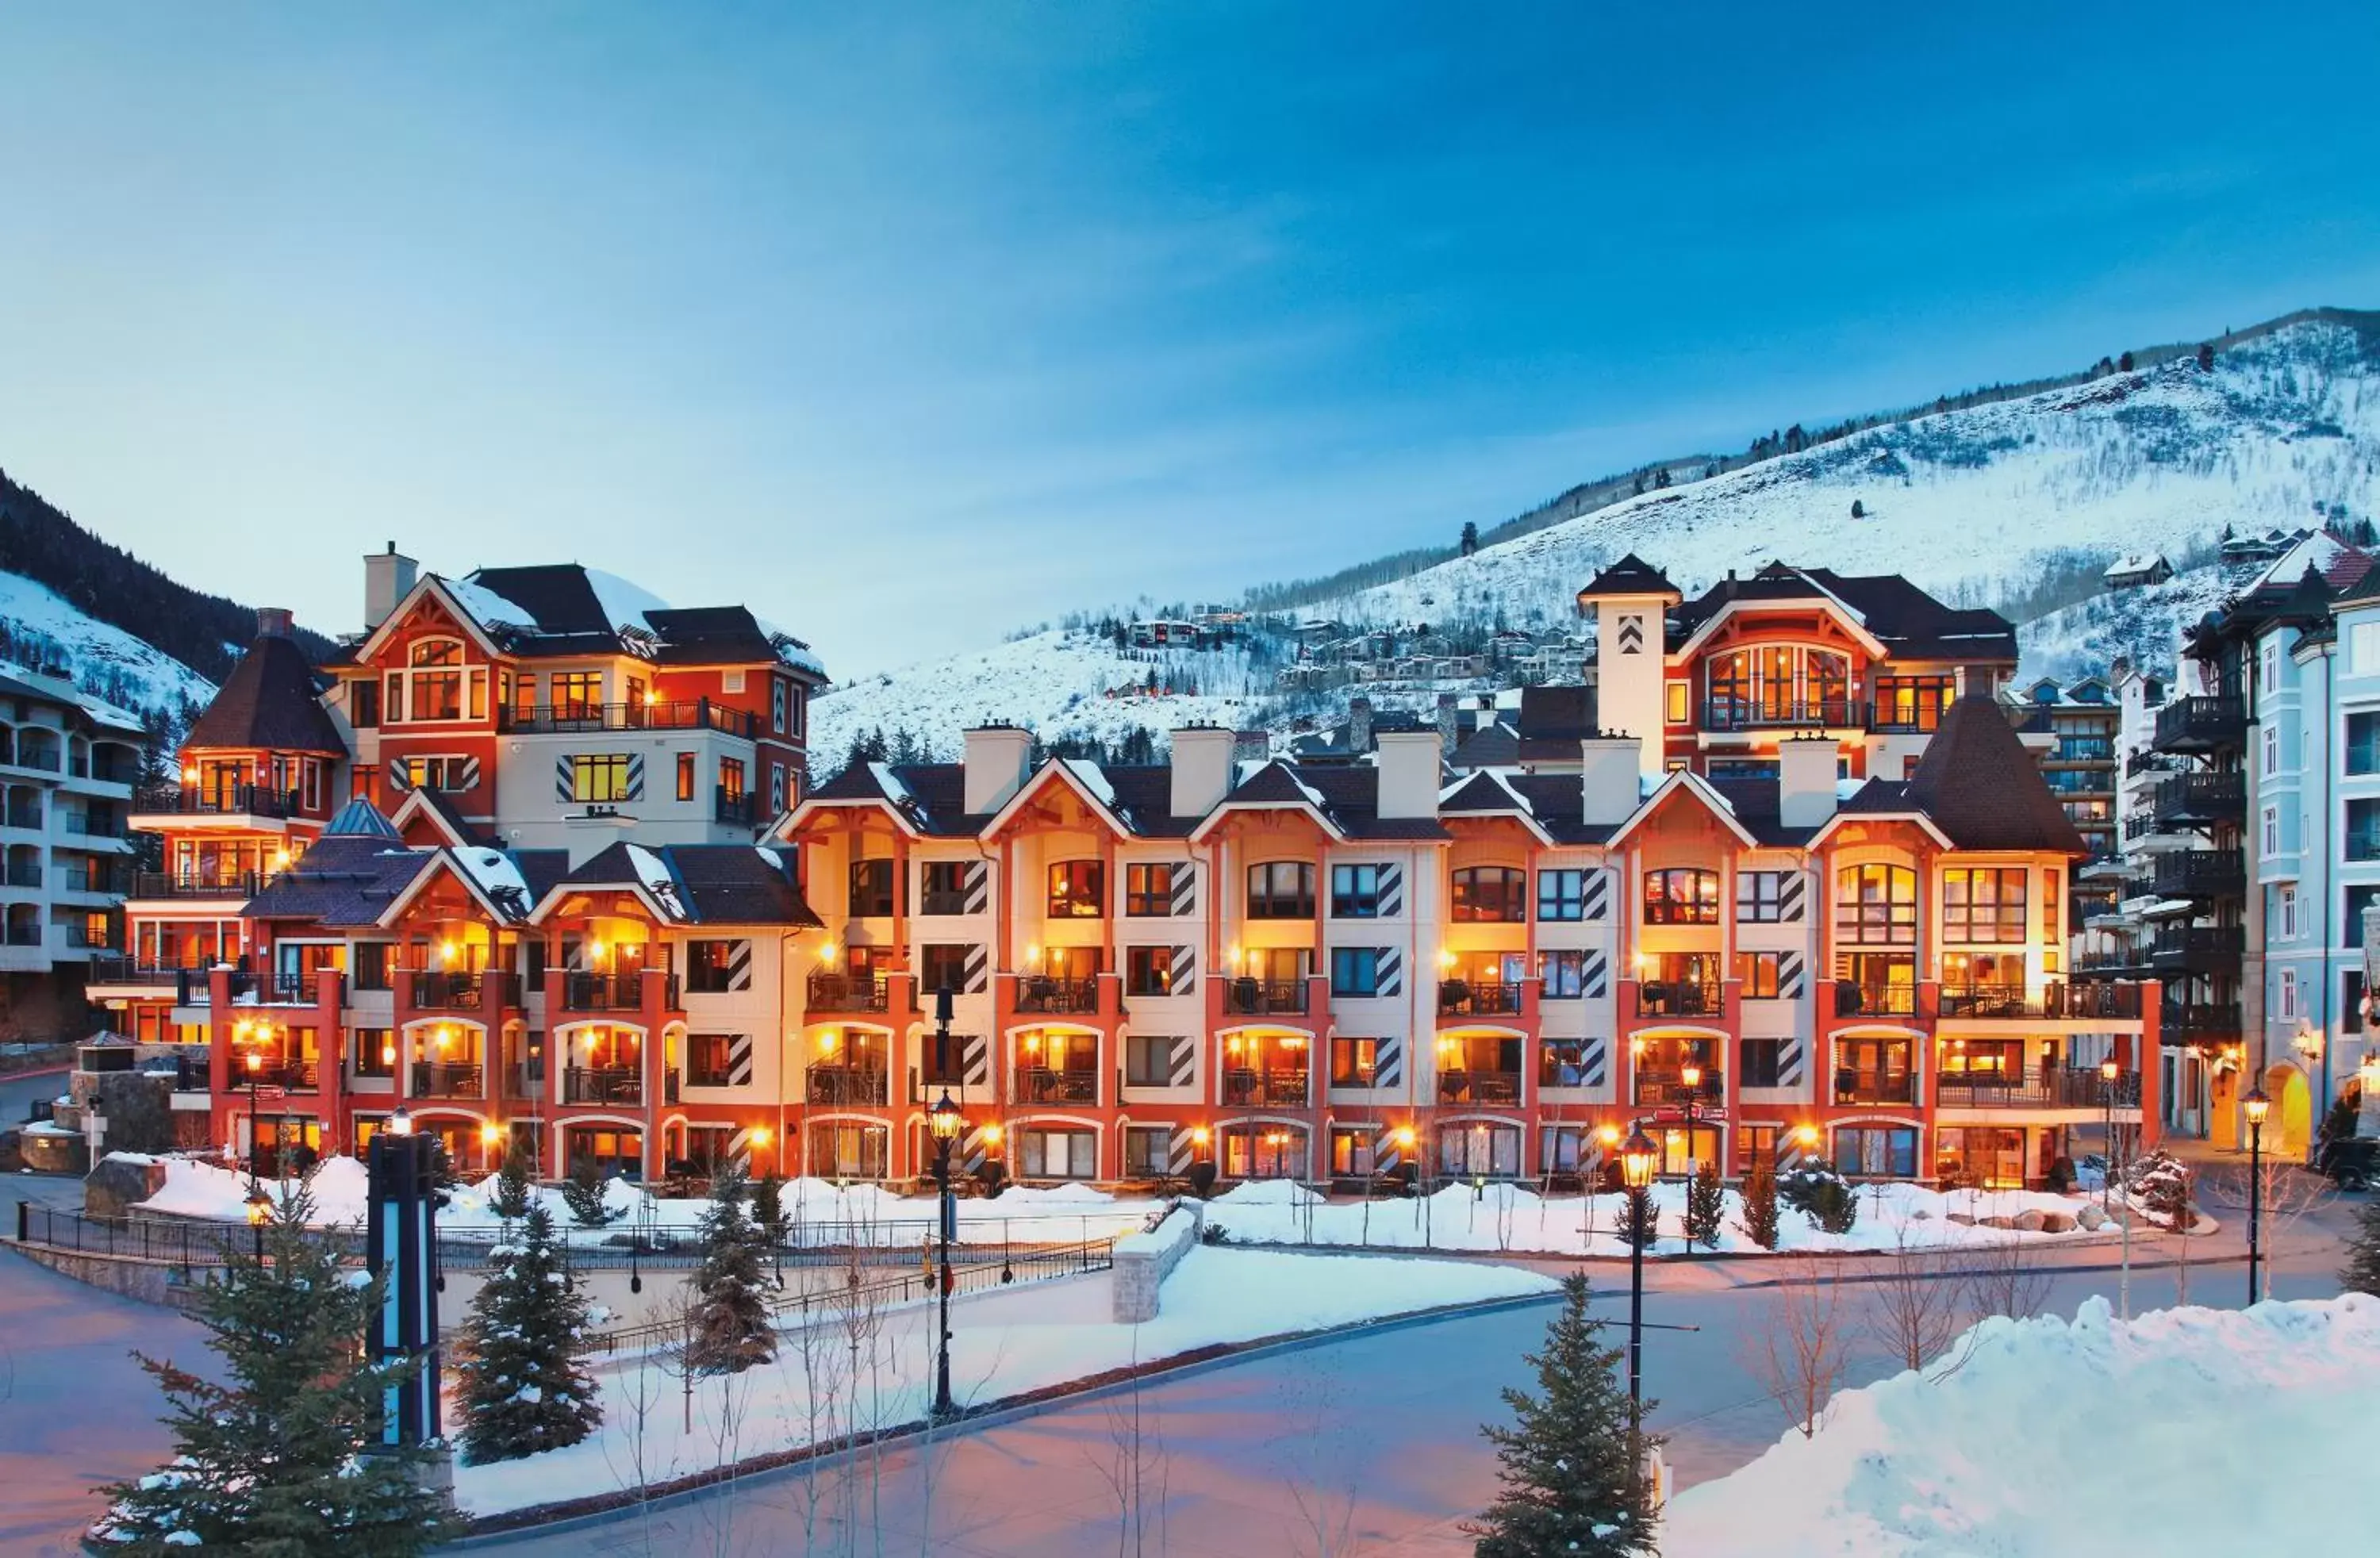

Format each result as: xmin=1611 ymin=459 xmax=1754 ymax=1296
xmin=1110 ymin=1200 xmax=1203 ymax=1322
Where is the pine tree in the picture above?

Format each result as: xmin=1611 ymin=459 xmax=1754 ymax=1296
xmin=2341 ymin=1195 xmax=2380 ymax=1296
xmin=1464 ymin=1272 xmax=1658 ymax=1557
xmin=1614 ymin=1188 xmax=1658 ymax=1251
xmin=562 ymin=1157 xmax=617 ymax=1228
xmin=1685 ymin=1161 xmax=1726 ymax=1249
xmin=751 ymin=1171 xmax=791 ymax=1287
xmin=491 ymin=1142 xmax=533 ymax=1222
xmin=689 ymin=1171 xmax=775 ymax=1373
xmin=1461 ymin=521 xmax=1480 ymax=557
xmin=455 ymin=1206 xmax=604 ymax=1465
xmin=97 ymin=1188 xmax=456 ymax=1554
xmin=1737 ymin=1161 xmax=1782 ymax=1249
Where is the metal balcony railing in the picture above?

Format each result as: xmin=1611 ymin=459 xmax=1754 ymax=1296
xmin=132 ymin=869 xmax=261 ymax=900
xmin=132 ymin=783 xmax=305 ymax=819
xmin=409 ymin=1061 xmax=485 ymax=1099
xmin=1702 ymin=698 xmax=1864 ymax=731
xmin=1636 ymin=980 xmax=1722 ymax=1019
xmin=2153 ymin=770 xmax=2245 ymax=823
xmin=1015 ymin=976 xmax=1100 ymax=1015
xmin=563 ymin=1065 xmax=643 ymax=1106
xmin=1938 ymin=1066 xmax=2140 ymax=1109
xmin=1631 ymin=1068 xmax=1723 ymax=1109
xmin=1438 ymin=979 xmax=1524 ymax=1016
xmin=562 ymin=971 xmax=651 ymax=1011
xmin=2152 ymin=696 xmax=2245 ymax=753
xmin=807 ymin=972 xmax=889 ymax=1012
xmin=2152 ymin=850 xmax=2245 ymax=900
xmin=1219 ymin=977 xmax=1307 ymax=1016
xmin=497 ymin=699 xmax=761 ymax=739
xmin=1223 ymin=1066 xmax=1311 ymax=1107
xmin=1012 ymin=1065 xmax=1097 ymax=1105
xmin=1833 ymin=1068 xmax=1915 ymax=1104
xmin=808 ymin=1065 xmax=891 ymax=1106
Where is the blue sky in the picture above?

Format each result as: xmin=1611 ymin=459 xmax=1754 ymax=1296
xmin=3 ymin=2 xmax=2376 ymax=676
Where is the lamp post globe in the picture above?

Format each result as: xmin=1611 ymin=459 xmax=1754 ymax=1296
xmin=387 ymin=1106 xmax=414 ymax=1137
xmin=243 ymin=1184 xmax=271 ymax=1259
xmin=2244 ymin=1084 xmax=2271 ymax=1305
xmin=927 ymin=1089 xmax=963 ymax=1421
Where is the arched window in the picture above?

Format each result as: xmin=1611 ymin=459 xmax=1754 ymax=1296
xmin=1451 ymin=865 xmax=1526 ymax=923
xmin=1705 ymin=645 xmax=1855 ymax=727
xmin=387 ymin=636 xmax=485 ymax=723
xmin=1642 ymin=867 xmax=1720 ymax=925
xmin=1246 ymin=861 xmax=1315 ymax=919
xmin=1835 ymin=864 xmax=1917 ymax=944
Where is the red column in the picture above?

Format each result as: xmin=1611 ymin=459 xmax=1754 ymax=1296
xmin=315 ymin=972 xmax=347 ymax=1147
xmin=639 ymin=966 xmax=668 ymax=1178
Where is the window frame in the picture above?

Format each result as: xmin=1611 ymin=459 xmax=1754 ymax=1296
xmin=1246 ymin=861 xmax=1316 ymax=920
xmin=1736 ymin=870 xmax=1786 ymax=923
xmin=1123 ymin=862 xmax=1175 ymax=918
xmin=1329 ymin=1036 xmax=1378 ymax=1087
xmin=567 ymin=753 xmax=634 ymax=804
xmin=1536 ymin=868 xmax=1586 ymax=922
xmin=1123 ymin=1034 xmax=1173 ymax=1088
xmin=1330 ymin=863 xmax=1382 ymax=919
xmin=1047 ymin=859 xmax=1106 ymax=918
xmin=1736 ymin=950 xmax=1783 ymax=1000
xmin=1123 ymin=946 xmax=1179 ymax=998
xmin=1329 ymin=946 xmax=1381 ymax=997
xmin=1942 ymin=867 xmax=2029 ymax=945
xmin=1451 ymin=865 xmax=1526 ymax=923
xmin=1537 ymin=949 xmax=1586 ymax=999
xmin=1643 ymin=867 xmax=1722 ymax=926
xmin=1834 ymin=863 xmax=1917 ymax=945
xmin=848 ymin=857 xmax=897 ymax=917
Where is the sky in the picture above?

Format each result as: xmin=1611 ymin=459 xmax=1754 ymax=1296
xmin=3 ymin=2 xmax=2378 ymax=678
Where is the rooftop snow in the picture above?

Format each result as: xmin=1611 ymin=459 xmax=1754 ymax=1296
xmin=584 ymin=569 xmax=670 ymax=637
xmin=442 ymin=576 xmax=535 ymax=632
xmin=621 ymin=843 xmax=686 ymax=919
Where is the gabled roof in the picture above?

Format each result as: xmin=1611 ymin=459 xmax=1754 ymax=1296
xmin=1448 ymin=718 xmax=1520 ymax=771
xmin=1902 ymin=693 xmax=2090 ymax=854
xmin=185 ymin=632 xmax=345 ymax=754
xmin=240 ymin=835 xmax=434 ymax=927
xmin=1514 ymin=685 xmax=1599 ymax=762
xmin=1438 ymin=769 xmax=1555 ymax=844
xmin=532 ymin=841 xmax=819 ymax=927
xmin=1604 ymin=769 xmax=1760 ymax=850
xmin=1667 ymin=562 xmax=2016 ymax=662
xmin=390 ymin=786 xmax=486 ymax=848
xmin=1576 ymin=553 xmax=1681 ymax=601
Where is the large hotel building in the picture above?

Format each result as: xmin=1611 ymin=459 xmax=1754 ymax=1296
xmin=88 ymin=551 xmax=2158 ymax=1189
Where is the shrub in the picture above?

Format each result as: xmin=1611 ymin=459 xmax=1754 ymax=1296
xmin=1737 ymin=1162 xmax=1782 ymax=1250
xmin=1782 ymin=1168 xmax=1857 ymax=1235
xmin=1684 ymin=1163 xmax=1726 ymax=1250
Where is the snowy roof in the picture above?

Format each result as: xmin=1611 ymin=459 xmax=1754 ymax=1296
xmin=2105 ymin=551 xmax=2169 ymax=578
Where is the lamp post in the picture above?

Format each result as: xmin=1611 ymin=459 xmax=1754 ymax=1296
xmin=1618 ymin=1121 xmax=1659 ymax=1496
xmin=243 ymin=1184 xmax=271 ymax=1261
xmin=928 ymin=1089 xmax=964 ymax=1421
xmin=2100 ymin=1056 xmax=2129 ymax=1318
xmin=2244 ymin=1085 xmax=2271 ymax=1306
xmin=2099 ymin=1056 xmax=2121 ymax=1212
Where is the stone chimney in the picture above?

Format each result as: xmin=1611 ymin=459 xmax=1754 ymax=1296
xmin=364 ymin=543 xmax=418 ymax=631
xmin=1348 ymin=696 xmax=1374 ymax=755
xmin=1579 ymin=736 xmax=1641 ymax=826
xmin=1170 ymin=727 xmax=1235 ymax=818
xmin=1232 ymin=729 xmax=1271 ymax=765
xmin=255 ymin=607 xmax=294 ymax=640
xmin=1779 ymin=736 xmax=1839 ymax=830
xmin=1435 ymin=693 xmax=1460 ymax=757
xmin=1374 ymin=731 xmax=1441 ymax=819
xmin=962 ymin=726 xmax=1035 ymax=816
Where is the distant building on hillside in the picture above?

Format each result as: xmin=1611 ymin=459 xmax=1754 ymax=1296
xmin=2104 ymin=553 xmax=2174 ymax=589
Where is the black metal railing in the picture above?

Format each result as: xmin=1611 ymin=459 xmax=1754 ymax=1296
xmin=84 ymin=955 xmax=186 ymax=987
xmin=2152 ymin=696 xmax=2245 ymax=751
xmin=409 ymin=969 xmax=516 ymax=1009
xmin=265 ymin=970 xmax=324 ymax=1004
xmin=1219 ymin=977 xmax=1307 ymax=1016
xmin=563 ymin=1065 xmax=644 ymax=1105
xmin=2151 ymin=924 xmax=2245 ymax=965
xmin=714 ymin=787 xmax=759 ymax=825
xmin=2159 ymin=1000 xmax=2244 ymax=1038
xmin=1437 ymin=1067 xmax=1523 ymax=1105
xmin=1438 ymin=979 xmax=1524 ymax=1016
xmin=1938 ymin=1066 xmax=2140 ymax=1109
xmin=1833 ymin=1068 xmax=1915 ymax=1104
xmin=1012 ymin=1065 xmax=1098 ymax=1104
xmin=2152 ymin=849 xmax=2246 ymax=899
xmin=2 ymin=862 xmax=37 ymax=888
xmin=1631 ymin=1068 xmax=1723 ymax=1109
xmin=497 ymin=699 xmax=761 ymax=739
xmin=409 ymin=1061 xmax=485 ymax=1099
xmin=2153 ymin=770 xmax=2245 ymax=822
xmin=1636 ymin=980 xmax=1722 ymax=1019
xmin=234 ymin=1059 xmax=319 ymax=1092
xmin=562 ymin=971 xmax=654 ymax=1011
xmin=3 ymin=800 xmax=42 ymax=830
xmin=1015 ymin=976 xmax=1100 ymax=1015
xmin=132 ymin=869 xmax=262 ymax=900
xmin=1935 ymin=983 xmax=2144 ymax=1020
xmin=806 ymin=972 xmax=889 ymax=1012
xmin=1833 ymin=983 xmax=1918 ymax=1019
xmin=1702 ymin=698 xmax=1864 ymax=731
xmin=1223 ymin=1067 xmax=1310 ymax=1107
xmin=131 ymin=783 xmax=305 ymax=819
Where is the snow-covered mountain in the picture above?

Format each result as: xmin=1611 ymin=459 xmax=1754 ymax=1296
xmin=816 ymin=310 xmax=2380 ymax=763
xmin=0 ymin=568 xmax=217 ymax=717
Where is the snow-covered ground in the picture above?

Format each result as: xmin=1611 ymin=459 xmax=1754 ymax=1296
xmin=450 ymin=1245 xmax=1553 ymax=1516
xmin=1664 ymin=1293 xmax=2380 ymax=1556
xmin=0 ymin=568 xmax=217 ymax=715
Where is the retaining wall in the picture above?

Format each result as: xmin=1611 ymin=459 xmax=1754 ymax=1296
xmin=1110 ymin=1200 xmax=1203 ymax=1322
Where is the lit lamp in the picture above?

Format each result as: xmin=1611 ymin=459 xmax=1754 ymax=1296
xmin=1619 ymin=1120 xmax=1658 ymax=1495
xmin=2099 ymin=1056 xmax=2122 ymax=1215
xmin=244 ymin=1184 xmax=271 ymax=1260
xmin=927 ymin=1091 xmax=965 ymax=1421
xmin=2244 ymin=1085 xmax=2271 ymax=1305
xmin=388 ymin=1106 xmax=414 ymax=1137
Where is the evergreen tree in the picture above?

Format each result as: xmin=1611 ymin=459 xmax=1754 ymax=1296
xmin=456 ymin=1206 xmax=604 ymax=1465
xmin=1850 ymin=498 xmax=1866 ymax=519
xmin=1461 ymin=521 xmax=1480 ymax=557
xmin=1737 ymin=1160 xmax=1782 ymax=1249
xmin=1685 ymin=1161 xmax=1726 ymax=1249
xmin=2118 ymin=350 xmax=2135 ymax=372
xmin=751 ymin=1171 xmax=791 ymax=1287
xmin=1614 ymin=1188 xmax=1658 ymax=1251
xmin=2198 ymin=341 xmax=2217 ymax=371
xmin=97 ymin=1189 xmax=456 ymax=1555
xmin=689 ymin=1171 xmax=775 ymax=1373
xmin=2340 ymin=1195 xmax=2380 ymax=1296
xmin=562 ymin=1157 xmax=618 ymax=1228
xmin=491 ymin=1142 xmax=533 ymax=1222
xmin=1464 ymin=1272 xmax=1658 ymax=1557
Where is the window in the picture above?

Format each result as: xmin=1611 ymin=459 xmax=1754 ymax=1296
xmin=1835 ymin=864 xmax=1917 ymax=944
xmin=922 ymin=862 xmax=973 ymax=916
xmin=1873 ymin=675 xmax=1955 ymax=731
xmin=2265 ymin=805 xmax=2282 ymax=857
xmin=1122 ymin=1125 xmax=1169 ymax=1178
xmin=1330 ymin=1037 xmax=1378 ymax=1087
xmin=1438 ymin=1122 xmax=1521 ymax=1178
xmin=675 ymin=752 xmax=695 ymax=802
xmin=353 ymin=1027 xmax=393 ymax=1078
xmin=2264 ymin=723 xmax=2280 ymax=775
xmin=1943 ymin=869 xmax=2029 ymax=943
xmin=2349 ymin=712 xmax=2380 ymax=777
xmin=568 ymin=754 xmax=634 ymax=803
xmin=2350 ymin=799 xmax=2380 ymax=862
xmin=551 ymin=672 xmax=601 ymax=719
xmin=1740 ymin=1038 xmax=1785 ymax=1088
xmin=402 ymin=639 xmax=466 ymax=722
xmin=1706 ymin=644 xmax=1853 ymax=724
xmin=1330 ymin=1126 xmax=1378 ymax=1177
xmin=2348 ymin=886 xmax=2380 ymax=946
xmin=350 ymin=678 xmax=380 ymax=728
xmin=719 ymin=756 xmax=747 ymax=800
xmin=849 ymin=858 xmax=896 ymax=917
xmin=1537 ymin=869 xmax=1586 ymax=922
xmin=1123 ymin=1035 xmax=1174 ymax=1088
xmin=1539 ymin=1124 xmax=1588 ymax=1173
xmin=351 ymin=943 xmax=392 ymax=992
xmin=1330 ymin=946 xmax=1382 ymax=997
xmin=1048 ymin=860 xmax=1104 ymax=917
xmin=687 ymin=1033 xmax=740 ymax=1088
xmin=2347 ymin=971 xmax=2367 ymax=1035
xmin=1124 ymin=862 xmax=1176 ymax=917
xmin=1664 ymin=681 xmax=1690 ymax=724
xmin=2278 ymin=969 xmax=2298 ymax=1021
xmin=2356 ymin=622 xmax=2380 ymax=676
xmin=1537 ymin=949 xmax=1585 ymax=999
xmin=722 ymin=669 xmax=746 ymax=694
xmin=1833 ymin=1126 xmax=1917 ymax=1178
xmin=684 ymin=939 xmax=745 ymax=993
xmin=1737 ymin=871 xmax=1787 ymax=923
xmin=1332 ymin=864 xmax=1384 ymax=919
xmin=1124 ymin=946 xmax=1180 ymax=997
xmin=773 ymin=679 xmax=790 ymax=735
xmin=1452 ymin=865 xmax=1526 ymax=923
xmin=1247 ymin=862 xmax=1315 ymax=919
xmin=394 ymin=754 xmax=476 ymax=792
xmin=1019 ymin=1128 xmax=1097 ymax=1180
xmin=1736 ymin=951 xmax=1783 ymax=999
xmin=919 ymin=943 xmax=975 ymax=995
xmin=2278 ymin=885 xmax=2300 ymax=942
xmin=771 ymin=763 xmax=788 ymax=813
xmin=1644 ymin=868 xmax=1721 ymax=925
xmin=2262 ymin=641 xmax=2280 ymax=695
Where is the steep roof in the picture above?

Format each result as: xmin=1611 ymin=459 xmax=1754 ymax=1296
xmin=1902 ymin=694 xmax=2090 ymax=854
xmin=1668 ymin=562 xmax=2017 ymax=662
xmin=186 ymin=633 xmax=344 ymax=754
xmin=1576 ymin=553 xmax=1680 ymax=601
xmin=240 ymin=835 xmax=432 ymax=927
xmin=543 ymin=840 xmax=820 ymax=925
xmin=1448 ymin=718 xmax=1520 ymax=771
xmin=1514 ymin=685 xmax=1598 ymax=762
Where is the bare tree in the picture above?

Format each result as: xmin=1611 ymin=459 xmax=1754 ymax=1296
xmin=1088 ymin=1332 xmax=1173 ymax=1558
xmin=1863 ymin=1224 xmax=1962 ymax=1375
xmin=2201 ymin=1157 xmax=2335 ymax=1264
xmin=1957 ymin=1230 xmax=2052 ymax=1329
xmin=1276 ymin=1353 xmax=1373 ymax=1558
xmin=1740 ymin=1257 xmax=1854 ymax=1438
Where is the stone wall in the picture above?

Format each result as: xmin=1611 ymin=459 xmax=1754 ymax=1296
xmin=1110 ymin=1200 xmax=1203 ymax=1323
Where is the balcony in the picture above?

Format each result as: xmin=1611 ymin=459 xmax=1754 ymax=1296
xmin=1632 ymin=1068 xmax=1723 ymax=1110
xmin=264 ymin=971 xmax=327 ymax=1004
xmin=234 ymin=1059 xmax=319 ymax=1093
xmin=2152 ymin=850 xmax=2245 ymax=900
xmin=409 ymin=1061 xmax=485 ymax=1099
xmin=131 ymin=783 xmax=305 ymax=820
xmin=1833 ymin=1068 xmax=1916 ymax=1105
xmin=1008 ymin=1062 xmax=1097 ymax=1105
xmin=1938 ymin=1065 xmax=2140 ymax=1110
xmin=563 ymin=1065 xmax=645 ymax=1106
xmin=806 ymin=971 xmax=889 ymax=1013
xmin=497 ymin=699 xmax=760 ymax=739
xmin=1219 ymin=977 xmax=1308 ymax=1017
xmin=2149 ymin=924 xmax=2245 ymax=972
xmin=2153 ymin=771 xmax=2245 ymax=824
xmin=83 ymin=956 xmax=185 ymax=989
xmin=2152 ymin=696 xmax=2245 ymax=754
xmin=2159 ymin=1001 xmax=2244 ymax=1041
xmin=1223 ymin=1063 xmax=1311 ymax=1107
xmin=1703 ymin=698 xmax=1864 ymax=732
xmin=1635 ymin=980 xmax=1723 ymax=1019
xmin=409 ymin=969 xmax=517 ymax=1009
xmin=131 ymin=869 xmax=260 ymax=900
xmin=1935 ymin=984 xmax=2144 ymax=1021
xmin=562 ymin=971 xmax=654 ymax=1011
xmin=2 ymin=862 xmax=36 ymax=889
xmin=808 ymin=1064 xmax=892 ymax=1107
xmin=714 ymin=787 xmax=760 ymax=827
xmin=64 ymin=812 xmax=129 ymax=840
xmin=3 ymin=800 xmax=41 ymax=830
xmin=1015 ymin=975 xmax=1100 ymax=1015
xmin=1438 ymin=979 xmax=1525 ymax=1018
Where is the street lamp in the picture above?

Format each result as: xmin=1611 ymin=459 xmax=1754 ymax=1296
xmin=1678 ymin=1057 xmax=1704 ymax=1193
xmin=928 ymin=1089 xmax=964 ymax=1421
xmin=1618 ymin=1122 xmax=1659 ymax=1499
xmin=2244 ymin=1085 xmax=2271 ymax=1305
xmin=243 ymin=1184 xmax=271 ymax=1261
xmin=2099 ymin=1056 xmax=2121 ymax=1215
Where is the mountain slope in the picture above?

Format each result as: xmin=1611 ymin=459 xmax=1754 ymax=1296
xmin=816 ymin=311 xmax=2380 ymax=761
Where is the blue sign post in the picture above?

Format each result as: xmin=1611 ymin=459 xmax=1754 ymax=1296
xmin=366 ymin=1128 xmax=443 ymax=1449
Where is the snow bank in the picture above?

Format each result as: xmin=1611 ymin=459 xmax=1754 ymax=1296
xmin=1667 ymin=1294 xmax=2380 ymax=1556
xmin=136 ymin=1153 xmax=373 ymax=1225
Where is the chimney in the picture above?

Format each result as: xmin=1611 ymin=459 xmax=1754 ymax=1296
xmin=1373 ymin=731 xmax=1441 ymax=819
xmin=1348 ymin=696 xmax=1373 ymax=754
xmin=962 ymin=725 xmax=1035 ymax=816
xmin=1435 ymin=693 xmax=1460 ymax=757
xmin=1232 ymin=729 xmax=1270 ymax=765
xmin=1579 ymin=736 xmax=1642 ymax=825
xmin=1779 ymin=736 xmax=1839 ymax=830
xmin=364 ymin=543 xmax=418 ymax=631
xmin=1170 ymin=727 xmax=1235 ymax=818
xmin=255 ymin=607 xmax=294 ymax=640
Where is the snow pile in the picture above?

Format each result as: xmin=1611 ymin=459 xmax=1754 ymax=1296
xmin=1666 ymin=1295 xmax=2380 ymax=1556
xmin=134 ymin=1153 xmax=374 ymax=1225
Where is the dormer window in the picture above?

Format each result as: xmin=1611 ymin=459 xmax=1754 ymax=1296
xmin=390 ymin=638 xmax=482 ymax=723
